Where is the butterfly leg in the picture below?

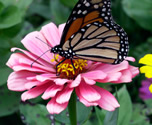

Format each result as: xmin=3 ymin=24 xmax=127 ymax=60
xmin=56 ymin=58 xmax=66 ymax=76
xmin=71 ymin=59 xmax=76 ymax=71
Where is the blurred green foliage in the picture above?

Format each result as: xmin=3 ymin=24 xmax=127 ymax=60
xmin=0 ymin=0 xmax=152 ymax=124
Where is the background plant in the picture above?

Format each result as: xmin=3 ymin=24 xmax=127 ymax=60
xmin=0 ymin=0 xmax=152 ymax=124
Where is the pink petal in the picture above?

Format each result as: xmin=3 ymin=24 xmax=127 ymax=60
xmin=125 ymin=57 xmax=135 ymax=62
xmin=36 ymin=74 xmax=56 ymax=82
xmin=11 ymin=47 xmax=55 ymax=67
xmin=114 ymin=70 xmax=132 ymax=83
xmin=24 ymin=81 xmax=42 ymax=90
xmin=106 ymin=72 xmax=122 ymax=82
xmin=21 ymin=31 xmax=53 ymax=63
xmin=78 ymin=82 xmax=101 ymax=102
xmin=85 ymin=61 xmax=95 ymax=70
xmin=95 ymin=61 xmax=129 ymax=73
xmin=58 ymin=23 xmax=65 ymax=38
xmin=47 ymin=97 xmax=68 ymax=114
xmin=54 ymin=78 xmax=70 ymax=85
xmin=42 ymin=84 xmax=63 ymax=100
xmin=93 ymin=86 xmax=120 ymax=111
xmin=83 ymin=77 xmax=96 ymax=85
xmin=18 ymin=57 xmax=54 ymax=72
xmin=82 ymin=70 xmax=107 ymax=80
xmin=21 ymin=83 xmax=50 ymax=101
xmin=41 ymin=23 xmax=60 ymax=47
xmin=56 ymin=86 xmax=74 ymax=104
xmin=6 ymin=53 xmax=21 ymax=68
xmin=13 ymin=65 xmax=44 ymax=72
xmin=76 ymin=88 xmax=98 ymax=107
xmin=69 ymin=75 xmax=81 ymax=88
xmin=129 ymin=66 xmax=139 ymax=77
xmin=7 ymin=53 xmax=55 ymax=73
xmin=97 ymin=72 xmax=122 ymax=83
xmin=7 ymin=71 xmax=36 ymax=91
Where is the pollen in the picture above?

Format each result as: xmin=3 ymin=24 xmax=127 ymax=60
xmin=51 ymin=54 xmax=59 ymax=62
xmin=52 ymin=55 xmax=88 ymax=79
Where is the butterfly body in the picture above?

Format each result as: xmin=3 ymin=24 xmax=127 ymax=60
xmin=51 ymin=45 xmax=76 ymax=59
xmin=51 ymin=0 xmax=129 ymax=65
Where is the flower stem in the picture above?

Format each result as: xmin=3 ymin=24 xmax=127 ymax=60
xmin=68 ymin=91 xmax=77 ymax=125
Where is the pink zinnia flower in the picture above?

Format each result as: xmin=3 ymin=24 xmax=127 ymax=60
xmin=139 ymin=78 xmax=152 ymax=100
xmin=6 ymin=22 xmax=139 ymax=114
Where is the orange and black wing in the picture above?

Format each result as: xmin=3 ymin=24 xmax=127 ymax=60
xmin=60 ymin=0 xmax=111 ymax=46
xmin=63 ymin=21 xmax=129 ymax=64
xmin=60 ymin=0 xmax=129 ymax=64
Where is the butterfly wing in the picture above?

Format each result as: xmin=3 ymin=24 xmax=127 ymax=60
xmin=62 ymin=21 xmax=129 ymax=64
xmin=60 ymin=0 xmax=112 ymax=46
xmin=60 ymin=0 xmax=129 ymax=64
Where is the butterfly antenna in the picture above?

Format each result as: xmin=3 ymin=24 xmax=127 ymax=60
xmin=35 ymin=37 xmax=52 ymax=48
xmin=31 ymin=49 xmax=51 ymax=67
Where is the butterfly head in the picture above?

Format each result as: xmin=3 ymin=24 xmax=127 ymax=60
xmin=51 ymin=45 xmax=76 ymax=59
xmin=51 ymin=45 xmax=62 ymax=54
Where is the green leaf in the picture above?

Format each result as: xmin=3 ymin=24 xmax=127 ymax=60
xmin=50 ymin=0 xmax=70 ymax=24
xmin=12 ymin=21 xmax=34 ymax=49
xmin=0 ymin=67 xmax=12 ymax=86
xmin=15 ymin=0 xmax=33 ymax=16
xmin=0 ymin=5 xmax=22 ymax=29
xmin=0 ymin=23 xmax=22 ymax=38
xmin=83 ymin=120 xmax=93 ymax=125
xmin=0 ymin=47 xmax=11 ymax=68
xmin=144 ymin=99 xmax=152 ymax=108
xmin=94 ymin=87 xmax=119 ymax=125
xmin=122 ymin=0 xmax=152 ymax=31
xmin=131 ymin=37 xmax=152 ymax=65
xmin=0 ymin=0 xmax=13 ymax=6
xmin=0 ymin=0 xmax=33 ymax=29
xmin=130 ymin=104 xmax=150 ymax=125
xmin=0 ymin=85 xmax=20 ymax=117
xmin=28 ymin=2 xmax=51 ymax=19
xmin=20 ymin=103 xmax=51 ymax=125
xmin=77 ymin=102 xmax=92 ymax=124
xmin=60 ymin=0 xmax=77 ymax=8
xmin=55 ymin=108 xmax=70 ymax=124
xmin=0 ymin=0 xmax=17 ymax=6
xmin=15 ymin=0 xmax=33 ymax=10
xmin=83 ymin=112 xmax=99 ymax=125
xmin=111 ymin=0 xmax=139 ymax=33
xmin=103 ymin=108 xmax=119 ymax=125
xmin=55 ymin=101 xmax=92 ymax=124
xmin=0 ymin=0 xmax=33 ymax=9
xmin=95 ymin=107 xmax=106 ymax=125
xmin=29 ymin=95 xmax=43 ymax=103
xmin=0 ymin=2 xmax=4 ymax=12
xmin=117 ymin=85 xmax=132 ymax=125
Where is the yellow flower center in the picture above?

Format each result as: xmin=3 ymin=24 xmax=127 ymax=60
xmin=51 ymin=55 xmax=88 ymax=79
xmin=149 ymin=84 xmax=152 ymax=93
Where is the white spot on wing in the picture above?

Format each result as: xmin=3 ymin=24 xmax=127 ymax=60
xmin=73 ymin=11 xmax=76 ymax=14
xmin=83 ymin=10 xmax=87 ymax=14
xmin=102 ymin=8 xmax=106 ymax=12
xmin=94 ymin=5 xmax=99 ymax=9
xmin=85 ymin=2 xmax=90 ymax=7
xmin=77 ymin=4 xmax=81 ymax=7
xmin=81 ymin=29 xmax=85 ymax=32
xmin=77 ymin=10 xmax=82 ymax=14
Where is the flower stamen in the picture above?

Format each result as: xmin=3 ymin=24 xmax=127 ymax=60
xmin=52 ymin=55 xmax=88 ymax=79
xmin=51 ymin=54 xmax=59 ymax=62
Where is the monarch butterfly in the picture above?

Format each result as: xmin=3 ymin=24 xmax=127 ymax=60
xmin=51 ymin=0 xmax=129 ymax=70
